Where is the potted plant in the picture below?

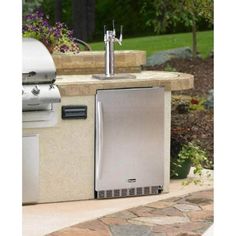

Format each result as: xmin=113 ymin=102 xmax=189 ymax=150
xmin=171 ymin=141 xmax=210 ymax=181
xmin=22 ymin=10 xmax=80 ymax=54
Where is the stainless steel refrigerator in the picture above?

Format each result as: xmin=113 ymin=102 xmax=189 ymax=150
xmin=95 ymin=87 xmax=165 ymax=199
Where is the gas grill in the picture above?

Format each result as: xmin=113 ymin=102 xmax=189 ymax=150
xmin=22 ymin=38 xmax=61 ymax=128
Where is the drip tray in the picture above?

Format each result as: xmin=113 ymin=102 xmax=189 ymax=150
xmin=92 ymin=73 xmax=136 ymax=80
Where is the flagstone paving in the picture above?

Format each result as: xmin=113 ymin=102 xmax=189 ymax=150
xmin=48 ymin=189 xmax=213 ymax=236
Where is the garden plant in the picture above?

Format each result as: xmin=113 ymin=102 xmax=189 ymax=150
xmin=23 ymin=10 xmax=80 ymax=54
xmin=171 ymin=141 xmax=212 ymax=185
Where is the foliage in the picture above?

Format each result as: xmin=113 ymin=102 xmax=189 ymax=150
xmin=173 ymin=97 xmax=207 ymax=113
xmin=141 ymin=0 xmax=213 ymax=57
xmin=189 ymin=97 xmax=206 ymax=111
xmin=22 ymin=10 xmax=79 ymax=54
xmin=23 ymin=0 xmax=43 ymax=15
xmin=141 ymin=0 xmax=213 ymax=33
xmin=29 ymin=0 xmax=213 ymax=41
xmin=164 ymin=64 xmax=177 ymax=72
xmin=171 ymin=142 xmax=211 ymax=184
xmin=94 ymin=0 xmax=152 ymax=39
xmin=41 ymin=0 xmax=78 ymax=32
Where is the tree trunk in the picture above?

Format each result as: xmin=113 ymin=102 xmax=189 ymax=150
xmin=72 ymin=0 xmax=87 ymax=40
xmin=192 ymin=19 xmax=197 ymax=58
xmin=71 ymin=0 xmax=95 ymax=41
xmin=87 ymin=0 xmax=95 ymax=40
xmin=55 ymin=0 xmax=62 ymax=23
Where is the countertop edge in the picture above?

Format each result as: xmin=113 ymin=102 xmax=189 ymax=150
xmin=56 ymin=71 xmax=194 ymax=96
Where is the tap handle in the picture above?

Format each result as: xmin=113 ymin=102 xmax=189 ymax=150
xmin=119 ymin=25 xmax=123 ymax=42
xmin=112 ymin=19 xmax=116 ymax=35
xmin=104 ymin=25 xmax=106 ymax=42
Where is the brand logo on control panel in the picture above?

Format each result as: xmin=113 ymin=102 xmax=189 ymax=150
xmin=128 ymin=178 xmax=136 ymax=183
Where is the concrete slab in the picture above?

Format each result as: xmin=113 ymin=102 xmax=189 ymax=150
xmin=23 ymin=170 xmax=213 ymax=236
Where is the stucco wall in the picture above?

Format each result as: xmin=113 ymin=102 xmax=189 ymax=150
xmin=23 ymin=95 xmax=95 ymax=203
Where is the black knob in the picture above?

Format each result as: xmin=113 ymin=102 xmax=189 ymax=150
xmin=31 ymin=85 xmax=40 ymax=95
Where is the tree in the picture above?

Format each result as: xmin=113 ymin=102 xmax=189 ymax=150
xmin=142 ymin=0 xmax=213 ymax=57
xmin=71 ymin=0 xmax=95 ymax=41
xmin=55 ymin=0 xmax=62 ymax=23
xmin=23 ymin=0 xmax=43 ymax=15
xmin=95 ymin=0 xmax=153 ymax=40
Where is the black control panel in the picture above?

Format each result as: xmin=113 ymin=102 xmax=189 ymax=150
xmin=62 ymin=105 xmax=87 ymax=119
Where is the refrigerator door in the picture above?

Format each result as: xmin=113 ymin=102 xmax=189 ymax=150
xmin=95 ymin=87 xmax=165 ymax=197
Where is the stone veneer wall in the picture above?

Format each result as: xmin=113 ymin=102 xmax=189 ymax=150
xmin=53 ymin=50 xmax=146 ymax=75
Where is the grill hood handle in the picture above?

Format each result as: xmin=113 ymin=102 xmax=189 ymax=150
xmin=22 ymin=71 xmax=37 ymax=77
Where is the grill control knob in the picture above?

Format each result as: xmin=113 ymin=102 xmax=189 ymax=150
xmin=49 ymin=84 xmax=54 ymax=89
xmin=31 ymin=85 xmax=40 ymax=95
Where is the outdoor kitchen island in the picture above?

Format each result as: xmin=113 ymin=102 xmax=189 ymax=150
xmin=23 ymin=71 xmax=193 ymax=204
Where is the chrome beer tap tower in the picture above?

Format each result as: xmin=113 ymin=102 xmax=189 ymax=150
xmin=92 ymin=21 xmax=136 ymax=80
xmin=104 ymin=21 xmax=122 ymax=77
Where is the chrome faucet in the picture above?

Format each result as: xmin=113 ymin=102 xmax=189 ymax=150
xmin=104 ymin=21 xmax=123 ymax=77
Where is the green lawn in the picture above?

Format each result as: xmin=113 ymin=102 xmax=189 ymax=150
xmin=90 ymin=31 xmax=213 ymax=58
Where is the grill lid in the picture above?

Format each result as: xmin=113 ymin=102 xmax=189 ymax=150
xmin=22 ymin=38 xmax=56 ymax=84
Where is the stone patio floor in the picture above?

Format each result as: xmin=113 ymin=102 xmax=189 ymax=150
xmin=47 ymin=189 xmax=213 ymax=236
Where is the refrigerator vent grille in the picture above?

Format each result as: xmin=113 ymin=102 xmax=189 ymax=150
xmin=144 ymin=187 xmax=150 ymax=195
xmin=121 ymin=189 xmax=127 ymax=197
xmin=106 ymin=190 xmax=112 ymax=198
xmin=98 ymin=191 xmax=105 ymax=199
xmin=151 ymin=186 xmax=158 ymax=194
xmin=137 ymin=187 xmax=142 ymax=195
xmin=129 ymin=188 xmax=135 ymax=196
xmin=96 ymin=185 xmax=163 ymax=199
xmin=114 ymin=189 xmax=120 ymax=197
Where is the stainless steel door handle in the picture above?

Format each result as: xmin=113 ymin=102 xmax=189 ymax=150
xmin=97 ymin=101 xmax=103 ymax=179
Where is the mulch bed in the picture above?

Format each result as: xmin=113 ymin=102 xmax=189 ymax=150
xmin=145 ymin=57 xmax=214 ymax=167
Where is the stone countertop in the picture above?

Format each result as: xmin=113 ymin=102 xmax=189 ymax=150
xmin=56 ymin=71 xmax=194 ymax=96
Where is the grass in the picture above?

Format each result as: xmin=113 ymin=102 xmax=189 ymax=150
xmin=90 ymin=30 xmax=213 ymax=58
